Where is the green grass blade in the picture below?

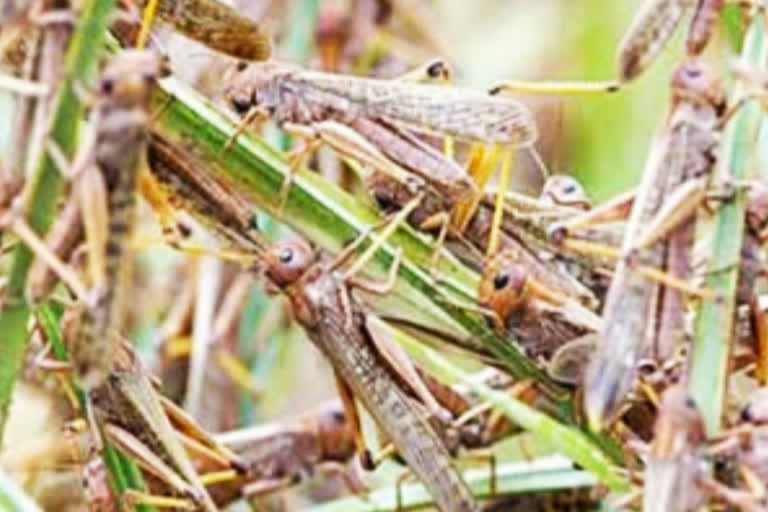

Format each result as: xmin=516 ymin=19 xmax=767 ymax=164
xmin=689 ymin=14 xmax=767 ymax=435
xmin=306 ymin=456 xmax=599 ymax=512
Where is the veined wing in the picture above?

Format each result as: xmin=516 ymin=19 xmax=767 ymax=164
xmin=293 ymin=70 xmax=538 ymax=146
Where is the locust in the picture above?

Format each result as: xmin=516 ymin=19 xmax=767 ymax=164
xmin=88 ymin=345 xmax=221 ymax=511
xmin=60 ymin=49 xmax=162 ymax=390
xmin=223 ymin=59 xmax=537 ymax=258
xmin=334 ymin=95 xmax=603 ymax=305
xmin=357 ymin=134 xmax=603 ymax=306
xmin=583 ymin=60 xmax=726 ymax=432
xmin=146 ymin=131 xmax=263 ymax=249
xmin=472 ymin=175 xmax=624 ymax=359
xmin=223 ymin=61 xmax=536 ymax=149
xmin=36 ymin=49 xmax=229 ymax=511
xmin=141 ymin=134 xmax=483 ymax=511
xmin=478 ymin=248 xmax=603 ymax=361
xmin=259 ymin=236 xmax=480 ymax=512
xmin=133 ymin=0 xmax=272 ymax=60
xmin=484 ymin=175 xmax=621 ymax=305
xmin=21 ymin=335 xmax=246 ymax=511
xmin=210 ymin=400 xmax=361 ymax=506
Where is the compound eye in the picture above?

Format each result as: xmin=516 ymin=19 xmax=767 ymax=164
xmin=266 ymin=239 xmax=313 ymax=287
xmin=231 ymin=95 xmax=251 ymax=114
xmin=685 ymin=66 xmax=702 ymax=78
xmin=279 ymin=247 xmax=293 ymax=264
xmin=101 ymin=78 xmax=114 ymax=95
xmin=493 ymin=273 xmax=509 ymax=290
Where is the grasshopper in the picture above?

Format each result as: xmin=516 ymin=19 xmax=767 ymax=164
xmin=478 ymin=248 xmax=602 ymax=361
xmin=259 ymin=236 xmax=480 ymax=512
xmin=60 ymin=49 xmax=163 ymax=389
xmin=146 ymin=131 xmax=263 ymax=249
xmin=35 ymin=49 xmax=229 ymax=510
xmin=133 ymin=0 xmax=272 ymax=60
xmin=583 ymin=60 xmax=726 ymax=432
xmin=222 ymin=61 xmax=536 ymax=150
xmin=484 ymin=175 xmax=621 ymax=305
xmin=344 ymin=107 xmax=602 ymax=305
xmin=223 ymin=59 xmax=538 ymax=257
xmin=135 ymin=141 xmax=483 ymax=510
xmin=89 ymin=345 xmax=221 ymax=511
xmin=20 ymin=334 xmax=246 ymax=511
xmin=211 ymin=400 xmax=361 ymax=506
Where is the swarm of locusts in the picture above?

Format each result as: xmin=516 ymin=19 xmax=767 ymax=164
xmin=3 ymin=0 xmax=768 ymax=510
